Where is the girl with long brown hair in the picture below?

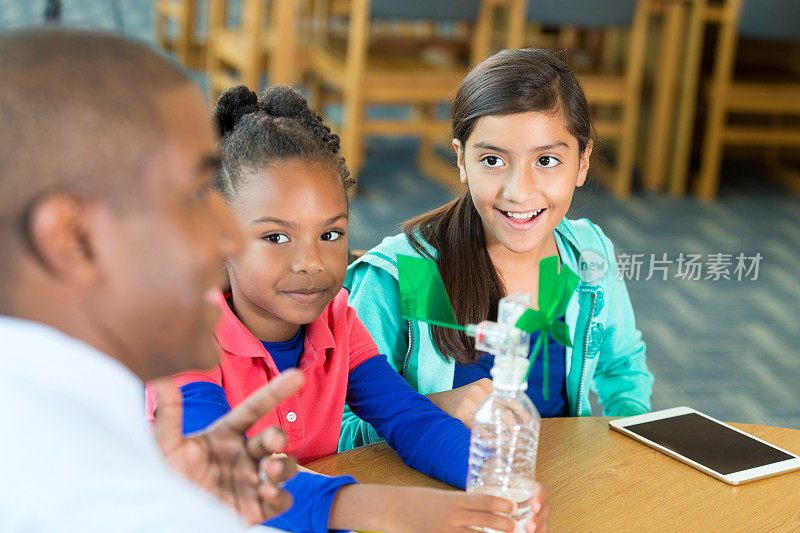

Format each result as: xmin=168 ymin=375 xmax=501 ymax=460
xmin=341 ymin=48 xmax=653 ymax=450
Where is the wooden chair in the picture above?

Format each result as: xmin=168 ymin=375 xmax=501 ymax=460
xmin=155 ymin=0 xmax=207 ymax=69
xmin=508 ymin=0 xmax=649 ymax=199
xmin=695 ymin=0 xmax=800 ymax=201
xmin=304 ymin=0 xmax=498 ymax=189
xmin=205 ymin=0 xmax=311 ymax=101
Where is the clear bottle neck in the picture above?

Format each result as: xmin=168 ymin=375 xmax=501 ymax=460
xmin=490 ymin=356 xmax=528 ymax=394
xmin=491 ymin=385 xmax=527 ymax=400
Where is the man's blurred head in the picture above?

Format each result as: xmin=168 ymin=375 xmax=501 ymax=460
xmin=0 ymin=28 xmax=243 ymax=380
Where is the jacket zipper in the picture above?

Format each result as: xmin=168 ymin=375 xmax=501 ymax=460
xmin=576 ymin=290 xmax=597 ymax=416
xmin=402 ymin=320 xmax=414 ymax=380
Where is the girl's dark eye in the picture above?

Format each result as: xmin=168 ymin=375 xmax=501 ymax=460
xmin=321 ymin=230 xmax=343 ymax=242
xmin=481 ymin=155 xmax=504 ymax=168
xmin=264 ymin=233 xmax=289 ymax=244
xmin=537 ymin=156 xmax=561 ymax=168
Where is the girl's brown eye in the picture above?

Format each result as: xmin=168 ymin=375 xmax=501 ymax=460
xmin=481 ymin=155 xmax=504 ymax=168
xmin=321 ymin=231 xmax=343 ymax=242
xmin=537 ymin=156 xmax=560 ymax=168
xmin=263 ymin=233 xmax=289 ymax=244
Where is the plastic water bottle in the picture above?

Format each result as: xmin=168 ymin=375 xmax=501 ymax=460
xmin=465 ymin=295 xmax=541 ymax=533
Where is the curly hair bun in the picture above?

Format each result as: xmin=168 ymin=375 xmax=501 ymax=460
xmin=259 ymin=85 xmax=309 ymax=119
xmin=260 ymin=84 xmax=342 ymax=155
xmin=214 ymin=85 xmax=259 ymax=137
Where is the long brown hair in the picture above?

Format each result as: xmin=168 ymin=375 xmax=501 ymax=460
xmin=404 ymin=48 xmax=594 ymax=365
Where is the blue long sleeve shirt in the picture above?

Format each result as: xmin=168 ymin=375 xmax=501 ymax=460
xmin=180 ymin=381 xmax=356 ymax=533
xmin=180 ymin=336 xmax=470 ymax=532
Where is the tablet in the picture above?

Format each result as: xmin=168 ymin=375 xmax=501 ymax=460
xmin=609 ymin=406 xmax=800 ymax=485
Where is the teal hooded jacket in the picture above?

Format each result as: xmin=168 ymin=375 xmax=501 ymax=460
xmin=339 ymin=217 xmax=653 ymax=451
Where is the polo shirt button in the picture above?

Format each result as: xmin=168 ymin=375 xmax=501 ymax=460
xmin=286 ymin=411 xmax=297 ymax=423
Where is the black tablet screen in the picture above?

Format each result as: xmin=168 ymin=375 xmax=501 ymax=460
xmin=625 ymin=413 xmax=794 ymax=475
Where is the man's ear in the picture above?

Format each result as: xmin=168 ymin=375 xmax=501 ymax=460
xmin=452 ymin=139 xmax=467 ymax=184
xmin=576 ymin=139 xmax=594 ymax=188
xmin=26 ymin=193 xmax=102 ymax=285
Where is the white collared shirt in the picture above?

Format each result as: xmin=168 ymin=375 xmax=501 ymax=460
xmin=0 ymin=316 xmax=248 ymax=532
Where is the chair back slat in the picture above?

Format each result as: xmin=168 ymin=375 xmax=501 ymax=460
xmin=226 ymin=0 xmax=242 ymax=26
xmin=526 ymin=0 xmax=637 ymax=27
xmin=739 ymin=0 xmax=800 ymax=42
xmin=370 ymin=0 xmax=481 ymax=22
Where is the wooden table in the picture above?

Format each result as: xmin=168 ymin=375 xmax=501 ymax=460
xmin=309 ymin=418 xmax=800 ymax=531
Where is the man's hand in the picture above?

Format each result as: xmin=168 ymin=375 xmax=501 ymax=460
xmin=151 ymin=369 xmax=303 ymax=525
xmin=427 ymin=378 xmax=493 ymax=427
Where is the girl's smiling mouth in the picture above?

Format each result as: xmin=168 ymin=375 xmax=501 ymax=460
xmin=496 ymin=207 xmax=547 ymax=228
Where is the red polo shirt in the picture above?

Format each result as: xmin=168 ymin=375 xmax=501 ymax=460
xmin=165 ymin=289 xmax=378 ymax=465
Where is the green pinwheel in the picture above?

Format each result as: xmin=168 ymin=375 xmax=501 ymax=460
xmin=397 ymin=254 xmax=465 ymax=331
xmin=514 ymin=255 xmax=580 ymax=398
xmin=397 ymin=254 xmax=579 ymax=398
